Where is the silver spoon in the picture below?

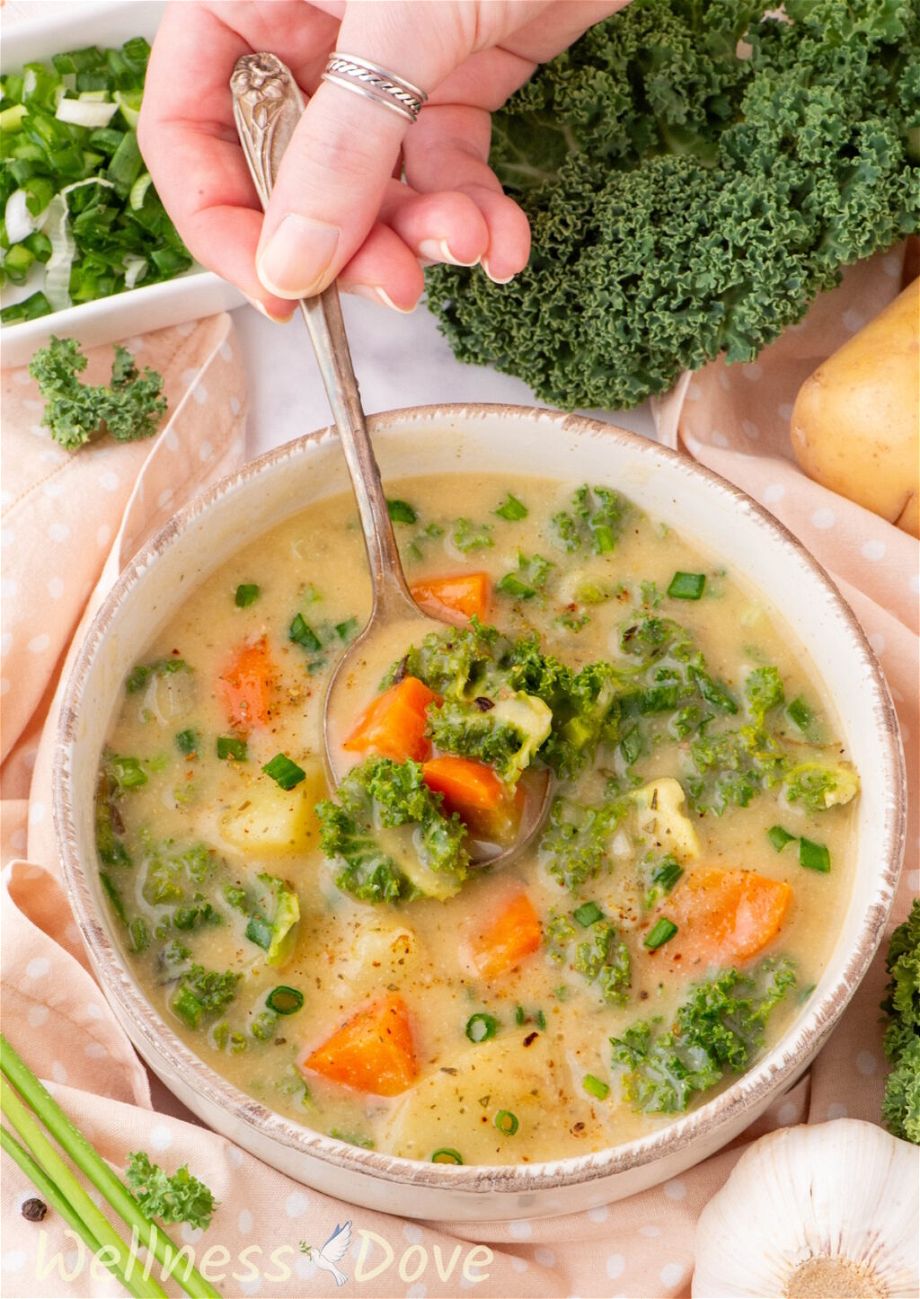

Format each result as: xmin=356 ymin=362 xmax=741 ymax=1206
xmin=231 ymin=53 xmax=550 ymax=865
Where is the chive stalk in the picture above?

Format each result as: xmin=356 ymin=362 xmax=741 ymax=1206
xmin=0 ymin=1035 xmax=221 ymax=1299
xmin=431 ymin=1148 xmax=464 ymax=1164
xmin=644 ymin=917 xmax=678 ymax=950
xmin=0 ymin=1077 xmax=168 ymax=1299
xmin=0 ymin=1126 xmax=136 ymax=1291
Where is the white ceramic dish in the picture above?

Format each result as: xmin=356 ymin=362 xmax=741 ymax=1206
xmin=54 ymin=406 xmax=905 ymax=1221
xmin=0 ymin=1 xmax=244 ymax=370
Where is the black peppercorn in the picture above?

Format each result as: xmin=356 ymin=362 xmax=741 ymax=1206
xmin=22 ymin=1198 xmax=47 ymax=1222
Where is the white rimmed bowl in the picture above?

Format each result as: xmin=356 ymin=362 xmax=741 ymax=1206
xmin=54 ymin=405 xmax=905 ymax=1221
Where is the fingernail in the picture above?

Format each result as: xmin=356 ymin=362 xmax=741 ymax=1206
xmin=257 ymin=214 xmax=340 ymax=297
xmin=418 ymin=238 xmax=480 ymax=268
xmin=244 ymin=295 xmax=294 ymax=323
xmin=482 ymin=259 xmax=515 ymax=285
xmin=349 ymin=285 xmax=418 ymax=314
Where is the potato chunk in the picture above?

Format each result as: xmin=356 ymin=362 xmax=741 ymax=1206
xmin=633 ymin=777 xmax=699 ymax=862
xmin=380 ymin=1033 xmax=603 ymax=1164
xmin=221 ymin=762 xmax=324 ymax=856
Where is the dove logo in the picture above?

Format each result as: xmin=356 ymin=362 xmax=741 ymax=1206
xmin=299 ymin=1222 xmax=352 ymax=1287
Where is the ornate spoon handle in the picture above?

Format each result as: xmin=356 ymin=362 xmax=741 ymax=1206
xmin=230 ymin=53 xmax=415 ymax=618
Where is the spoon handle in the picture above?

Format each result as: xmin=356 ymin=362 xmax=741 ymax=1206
xmin=231 ymin=53 xmax=415 ymax=618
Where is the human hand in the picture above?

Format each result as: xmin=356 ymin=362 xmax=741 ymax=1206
xmin=139 ymin=0 xmax=627 ymax=319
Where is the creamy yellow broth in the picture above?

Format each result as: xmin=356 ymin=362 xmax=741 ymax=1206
xmin=96 ymin=474 xmax=857 ymax=1164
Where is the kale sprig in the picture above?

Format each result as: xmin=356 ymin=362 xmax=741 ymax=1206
xmin=610 ymin=957 xmax=797 ymax=1113
xmin=317 ymin=757 xmax=470 ymax=904
xmin=29 ymin=336 xmax=166 ymax=451
xmin=881 ymin=900 xmax=920 ymax=1143
xmin=125 ymin=1152 xmax=218 ymax=1230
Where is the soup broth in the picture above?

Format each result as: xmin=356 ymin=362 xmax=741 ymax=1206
xmin=96 ymin=473 xmax=858 ymax=1164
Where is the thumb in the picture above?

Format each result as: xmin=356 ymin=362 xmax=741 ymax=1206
xmin=255 ymin=5 xmax=470 ymax=299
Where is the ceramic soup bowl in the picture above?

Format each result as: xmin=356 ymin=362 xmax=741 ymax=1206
xmin=54 ymin=405 xmax=905 ymax=1222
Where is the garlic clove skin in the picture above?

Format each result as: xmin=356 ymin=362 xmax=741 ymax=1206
xmin=692 ymin=1119 xmax=919 ymax=1299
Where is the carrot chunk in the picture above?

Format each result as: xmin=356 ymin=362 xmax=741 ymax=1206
xmin=662 ymin=869 xmax=792 ymax=965
xmin=410 ymin=572 xmax=491 ymax=624
xmin=422 ymin=756 xmax=523 ymax=843
xmin=343 ymin=676 xmax=440 ymax=762
xmin=300 ymin=993 xmax=419 ymax=1096
xmin=468 ymin=891 xmax=542 ymax=980
xmin=217 ymin=636 xmax=276 ymax=732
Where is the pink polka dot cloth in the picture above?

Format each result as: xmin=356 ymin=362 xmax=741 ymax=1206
xmin=2 ymin=244 xmax=918 ymax=1299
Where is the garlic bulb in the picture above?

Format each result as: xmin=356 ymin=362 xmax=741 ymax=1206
xmin=692 ymin=1120 xmax=919 ymax=1299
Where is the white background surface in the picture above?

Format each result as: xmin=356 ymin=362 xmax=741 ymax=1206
xmin=234 ymin=295 xmax=657 ymax=460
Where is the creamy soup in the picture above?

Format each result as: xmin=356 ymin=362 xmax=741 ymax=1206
xmin=96 ymin=474 xmax=858 ymax=1164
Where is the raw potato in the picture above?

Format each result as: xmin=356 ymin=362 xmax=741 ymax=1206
xmin=790 ymin=279 xmax=919 ymax=536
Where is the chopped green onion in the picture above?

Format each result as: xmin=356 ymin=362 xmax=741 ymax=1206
xmin=787 ymin=696 xmax=812 ymax=732
xmin=650 ymin=859 xmax=684 ymax=893
xmin=494 ymin=1109 xmax=519 ymax=1135
xmin=335 ymin=617 xmax=358 ymax=642
xmin=107 ymin=755 xmax=147 ymax=791
xmin=263 ymin=753 xmax=306 ymax=790
xmin=431 ymin=1148 xmax=464 ymax=1164
xmin=768 ymin=825 xmax=796 ymax=852
xmin=266 ymin=986 xmax=304 ymax=1015
xmin=465 ymin=1012 xmax=498 ymax=1043
xmin=573 ymin=901 xmax=604 ymax=927
xmin=644 ymin=917 xmax=678 ymax=950
xmin=289 ymin=613 xmax=322 ymax=651
xmin=387 ymin=499 xmax=417 ymax=524
xmin=575 ymin=581 xmax=611 ymax=605
xmin=514 ymin=1005 xmax=526 ymax=1025
xmin=494 ymin=493 xmax=528 ymax=521
xmin=667 ymin=571 xmax=706 ymax=600
xmin=235 ymin=583 xmax=260 ymax=607
xmin=799 ymin=837 xmax=830 ymax=873
xmin=115 ymin=88 xmax=143 ymax=128
xmin=582 ymin=1073 xmax=610 ymax=1100
xmin=217 ymin=736 xmax=247 ymax=761
xmin=0 ymin=291 xmax=52 ymax=324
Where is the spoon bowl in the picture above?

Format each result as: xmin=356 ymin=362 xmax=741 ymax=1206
xmin=231 ymin=52 xmax=553 ymax=867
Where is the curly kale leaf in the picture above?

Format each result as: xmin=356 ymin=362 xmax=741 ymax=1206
xmin=687 ymin=722 xmax=788 ymax=814
xmin=426 ymin=0 xmax=919 ymax=410
xmin=548 ymin=910 xmax=631 ymax=1005
xmin=744 ymin=666 xmax=785 ymax=722
xmin=610 ymin=957 xmax=797 ymax=1113
xmin=784 ymin=761 xmax=861 ymax=811
xmin=126 ymin=1152 xmax=218 ymax=1229
xmin=394 ymin=624 xmax=623 ymax=779
xmin=29 ymin=336 xmax=167 ymax=451
xmin=391 ymin=621 xmax=502 ymax=699
xmin=539 ymin=796 xmax=625 ymax=891
xmin=551 ymin=485 xmax=631 ymax=555
xmin=881 ymin=899 xmax=920 ymax=1142
xmin=426 ymin=693 xmax=552 ymax=785
xmin=141 ymin=841 xmax=216 ymax=907
xmin=170 ymin=964 xmax=240 ymax=1029
xmin=317 ymin=757 xmax=470 ymax=904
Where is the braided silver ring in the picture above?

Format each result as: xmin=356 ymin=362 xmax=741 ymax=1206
xmin=321 ymin=53 xmax=427 ymax=124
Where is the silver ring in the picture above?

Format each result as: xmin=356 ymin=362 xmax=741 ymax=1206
xmin=321 ymin=53 xmax=427 ymax=124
